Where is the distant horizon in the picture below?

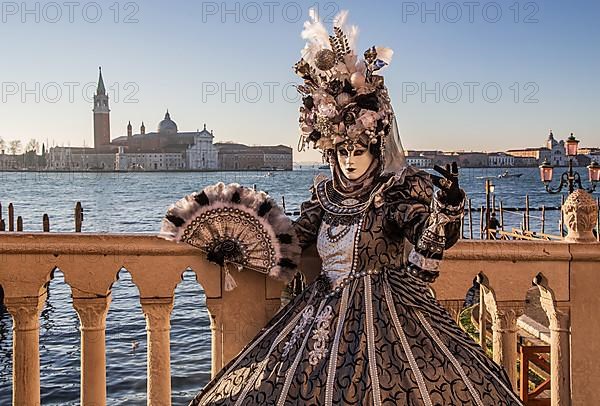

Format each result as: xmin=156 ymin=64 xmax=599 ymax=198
xmin=3 ymin=137 xmax=598 ymax=156
xmin=1 ymin=1 xmax=598 ymax=162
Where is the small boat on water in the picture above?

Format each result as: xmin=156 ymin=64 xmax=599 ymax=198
xmin=498 ymin=170 xmax=523 ymax=179
xmin=318 ymin=164 xmax=330 ymax=169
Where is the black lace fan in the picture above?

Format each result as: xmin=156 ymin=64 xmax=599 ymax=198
xmin=158 ymin=183 xmax=301 ymax=290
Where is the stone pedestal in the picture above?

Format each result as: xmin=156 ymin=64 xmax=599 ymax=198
xmin=562 ymin=190 xmax=598 ymax=243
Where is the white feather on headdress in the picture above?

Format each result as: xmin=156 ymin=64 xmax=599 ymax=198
xmin=300 ymin=8 xmax=331 ymax=66
xmin=302 ymin=8 xmax=330 ymax=47
xmin=376 ymin=46 xmax=394 ymax=65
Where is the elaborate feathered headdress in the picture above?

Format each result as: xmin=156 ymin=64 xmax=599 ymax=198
xmin=295 ymin=9 xmax=394 ymax=154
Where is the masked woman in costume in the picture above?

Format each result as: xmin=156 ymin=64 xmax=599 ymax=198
xmin=175 ymin=10 xmax=524 ymax=406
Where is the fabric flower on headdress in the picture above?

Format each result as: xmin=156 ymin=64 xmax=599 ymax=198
xmin=357 ymin=110 xmax=379 ymax=131
xmin=294 ymin=9 xmax=394 ymax=155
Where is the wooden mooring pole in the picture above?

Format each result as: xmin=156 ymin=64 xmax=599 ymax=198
xmin=485 ymin=179 xmax=491 ymax=240
xmin=468 ymin=198 xmax=473 ymax=239
xmin=597 ymin=197 xmax=599 ymax=242
xmin=525 ymin=195 xmax=530 ymax=231
xmin=43 ymin=214 xmax=50 ymax=232
xmin=479 ymin=206 xmax=484 ymax=240
xmin=541 ymin=205 xmax=546 ymax=234
xmin=499 ymin=201 xmax=505 ymax=231
xmin=8 ymin=203 xmax=14 ymax=232
xmin=560 ymin=195 xmax=565 ymax=237
xmin=16 ymin=216 xmax=23 ymax=232
xmin=75 ymin=202 xmax=83 ymax=233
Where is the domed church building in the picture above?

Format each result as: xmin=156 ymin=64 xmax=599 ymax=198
xmin=111 ymin=110 xmax=218 ymax=170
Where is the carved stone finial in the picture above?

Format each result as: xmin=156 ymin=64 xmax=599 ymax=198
xmin=562 ymin=190 xmax=598 ymax=243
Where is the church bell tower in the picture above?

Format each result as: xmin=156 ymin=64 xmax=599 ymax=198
xmin=93 ymin=67 xmax=111 ymax=150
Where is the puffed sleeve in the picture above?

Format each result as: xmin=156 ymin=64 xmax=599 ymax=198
xmin=384 ymin=168 xmax=464 ymax=281
xmin=291 ymin=185 xmax=324 ymax=250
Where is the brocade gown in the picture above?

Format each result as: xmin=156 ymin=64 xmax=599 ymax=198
xmin=190 ymin=167 xmax=524 ymax=406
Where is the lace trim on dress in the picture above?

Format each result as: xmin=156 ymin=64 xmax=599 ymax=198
xmin=282 ymin=305 xmax=315 ymax=358
xmin=308 ymin=305 xmax=334 ymax=365
xmin=277 ymin=301 xmax=326 ymax=406
xmin=233 ymin=304 xmax=314 ymax=406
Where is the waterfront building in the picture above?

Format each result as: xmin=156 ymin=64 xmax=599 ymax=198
xmin=507 ymin=130 xmax=587 ymax=166
xmin=46 ymin=146 xmax=116 ymax=170
xmin=45 ymin=68 xmax=119 ymax=170
xmin=506 ymin=146 xmax=551 ymax=163
xmin=404 ymin=150 xmax=454 ymax=167
xmin=112 ymin=114 xmax=218 ymax=170
xmin=512 ymin=156 xmax=538 ymax=167
xmin=544 ymin=131 xmax=569 ymax=166
xmin=579 ymin=147 xmax=600 ymax=164
xmin=451 ymin=152 xmax=489 ymax=168
xmin=93 ymin=67 xmax=113 ymax=152
xmin=488 ymin=152 xmax=515 ymax=167
xmin=215 ymin=143 xmax=292 ymax=170
xmin=404 ymin=151 xmax=433 ymax=168
xmin=115 ymin=147 xmax=187 ymax=171
xmin=0 ymin=151 xmax=20 ymax=170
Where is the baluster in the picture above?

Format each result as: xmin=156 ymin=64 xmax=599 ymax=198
xmin=4 ymin=293 xmax=46 ymax=406
xmin=534 ymin=273 xmax=571 ymax=406
xmin=206 ymin=300 xmax=223 ymax=377
xmin=141 ymin=297 xmax=174 ymax=406
xmin=478 ymin=283 xmax=487 ymax=349
xmin=477 ymin=273 xmax=521 ymax=391
xmin=73 ymin=295 xmax=111 ymax=406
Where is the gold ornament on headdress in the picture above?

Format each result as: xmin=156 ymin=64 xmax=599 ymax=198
xmin=315 ymin=49 xmax=337 ymax=71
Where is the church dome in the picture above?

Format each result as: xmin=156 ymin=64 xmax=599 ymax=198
xmin=158 ymin=110 xmax=178 ymax=135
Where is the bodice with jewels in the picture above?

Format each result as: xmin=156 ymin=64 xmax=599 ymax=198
xmin=317 ymin=211 xmax=363 ymax=286
xmin=292 ymin=167 xmax=462 ymax=288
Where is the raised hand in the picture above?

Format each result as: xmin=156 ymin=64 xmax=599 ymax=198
xmin=430 ymin=162 xmax=464 ymax=206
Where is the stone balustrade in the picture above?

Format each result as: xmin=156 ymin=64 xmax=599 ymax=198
xmin=0 ymin=233 xmax=599 ymax=405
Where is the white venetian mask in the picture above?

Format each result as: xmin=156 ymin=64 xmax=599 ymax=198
xmin=336 ymin=143 xmax=375 ymax=180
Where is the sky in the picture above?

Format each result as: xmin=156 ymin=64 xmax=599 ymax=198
xmin=0 ymin=0 xmax=598 ymax=162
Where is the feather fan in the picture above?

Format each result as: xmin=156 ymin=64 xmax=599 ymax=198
xmin=159 ymin=183 xmax=301 ymax=290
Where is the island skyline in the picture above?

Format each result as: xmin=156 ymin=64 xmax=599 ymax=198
xmin=0 ymin=1 xmax=598 ymax=163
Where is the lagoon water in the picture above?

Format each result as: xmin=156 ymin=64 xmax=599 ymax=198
xmin=0 ymin=167 xmax=593 ymax=404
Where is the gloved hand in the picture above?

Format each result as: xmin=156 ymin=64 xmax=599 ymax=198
xmin=430 ymin=162 xmax=465 ymax=206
